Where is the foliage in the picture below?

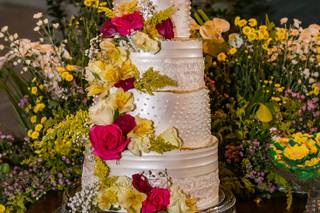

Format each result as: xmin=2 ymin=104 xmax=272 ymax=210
xmin=149 ymin=136 xmax=179 ymax=154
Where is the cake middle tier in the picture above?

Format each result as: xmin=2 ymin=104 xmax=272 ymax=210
xmin=131 ymin=89 xmax=212 ymax=148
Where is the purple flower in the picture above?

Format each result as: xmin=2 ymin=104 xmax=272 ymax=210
xmin=18 ymin=96 xmax=29 ymax=108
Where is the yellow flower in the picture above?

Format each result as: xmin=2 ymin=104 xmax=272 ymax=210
xmin=283 ymin=144 xmax=309 ymax=161
xmin=306 ymin=139 xmax=318 ymax=154
xmin=159 ymin=128 xmax=182 ymax=148
xmin=238 ymin=19 xmax=247 ymax=27
xmin=276 ymin=28 xmax=287 ymax=40
xmin=315 ymin=133 xmax=320 ymax=145
xmin=66 ymin=65 xmax=75 ymax=71
xmin=317 ymin=47 xmax=320 ymax=54
xmin=248 ymin=18 xmax=257 ymax=27
xmin=118 ymin=188 xmax=146 ymax=213
xmin=276 ymin=87 xmax=285 ymax=93
xmin=31 ymin=115 xmax=37 ymax=124
xmin=119 ymin=60 xmax=139 ymax=80
xmin=114 ymin=0 xmax=137 ymax=16
xmin=100 ymin=39 xmax=128 ymax=66
xmin=292 ymin=132 xmax=310 ymax=144
xmin=31 ymin=87 xmax=38 ymax=95
xmin=65 ymin=74 xmax=74 ymax=82
xmin=274 ymin=83 xmax=281 ymax=88
xmin=35 ymin=124 xmax=43 ymax=132
xmin=234 ymin=16 xmax=241 ymax=26
xmin=57 ymin=66 xmax=66 ymax=72
xmin=108 ymin=89 xmax=135 ymax=114
xmin=27 ymin=129 xmax=33 ymax=138
xmin=96 ymin=188 xmax=118 ymax=211
xmin=128 ymin=116 xmax=154 ymax=138
xmin=34 ymin=103 xmax=45 ymax=113
xmin=271 ymin=96 xmax=281 ymax=102
xmin=305 ymin=158 xmax=319 ymax=167
xmin=0 ymin=204 xmax=5 ymax=213
xmin=217 ymin=52 xmax=227 ymax=62
xmin=100 ymin=64 xmax=121 ymax=86
xmin=31 ymin=131 xmax=40 ymax=140
xmin=247 ymin=32 xmax=257 ymax=42
xmin=41 ymin=117 xmax=47 ymax=124
xmin=39 ymin=84 xmax=44 ymax=90
xmin=87 ymin=83 xmax=107 ymax=97
xmin=259 ymin=25 xmax=268 ymax=32
xmin=242 ymin=26 xmax=252 ymax=35
xmin=228 ymin=48 xmax=237 ymax=55
xmin=131 ymin=32 xmax=160 ymax=54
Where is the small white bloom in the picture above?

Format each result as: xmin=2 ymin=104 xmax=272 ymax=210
xmin=280 ymin=17 xmax=288 ymax=25
xmin=33 ymin=12 xmax=43 ymax=19
xmin=25 ymin=59 xmax=31 ymax=65
xmin=13 ymin=33 xmax=18 ymax=39
xmin=0 ymin=45 xmax=4 ymax=50
xmin=313 ymin=72 xmax=319 ymax=77
xmin=36 ymin=20 xmax=43 ymax=26
xmin=23 ymin=67 xmax=28 ymax=72
xmin=303 ymin=68 xmax=310 ymax=78
xmin=291 ymin=60 xmax=298 ymax=65
xmin=1 ymin=26 xmax=8 ymax=32
xmin=43 ymin=19 xmax=49 ymax=24
xmin=17 ymin=59 xmax=22 ymax=63
xmin=293 ymin=18 xmax=302 ymax=28
xmin=39 ymin=38 xmax=44 ymax=42
xmin=13 ymin=61 xmax=18 ymax=66
xmin=309 ymin=78 xmax=315 ymax=83
xmin=0 ymin=32 xmax=4 ymax=38
xmin=33 ymin=26 xmax=40 ymax=32
xmin=52 ymin=23 xmax=59 ymax=29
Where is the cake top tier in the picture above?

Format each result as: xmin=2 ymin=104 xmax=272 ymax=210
xmin=113 ymin=0 xmax=191 ymax=38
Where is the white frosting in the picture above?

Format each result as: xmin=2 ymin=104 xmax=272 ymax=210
xmin=82 ymin=137 xmax=220 ymax=210
xmin=113 ymin=0 xmax=191 ymax=38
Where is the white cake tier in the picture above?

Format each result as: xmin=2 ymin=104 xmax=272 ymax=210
xmin=82 ymin=137 xmax=220 ymax=211
xmin=131 ymin=89 xmax=212 ymax=148
xmin=130 ymin=40 xmax=205 ymax=91
xmin=113 ymin=0 xmax=191 ymax=38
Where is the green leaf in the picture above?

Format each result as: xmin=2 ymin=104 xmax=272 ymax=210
xmin=256 ymin=103 xmax=273 ymax=123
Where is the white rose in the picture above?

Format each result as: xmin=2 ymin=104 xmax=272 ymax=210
xmin=89 ymin=100 xmax=115 ymax=125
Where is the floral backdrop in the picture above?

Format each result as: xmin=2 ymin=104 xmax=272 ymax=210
xmin=0 ymin=0 xmax=319 ymax=212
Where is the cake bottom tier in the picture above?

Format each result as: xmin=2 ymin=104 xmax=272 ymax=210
xmin=82 ymin=136 xmax=220 ymax=211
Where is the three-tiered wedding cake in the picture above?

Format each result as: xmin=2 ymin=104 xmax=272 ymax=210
xmin=82 ymin=0 xmax=219 ymax=211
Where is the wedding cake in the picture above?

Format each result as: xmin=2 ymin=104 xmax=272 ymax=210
xmin=80 ymin=0 xmax=219 ymax=212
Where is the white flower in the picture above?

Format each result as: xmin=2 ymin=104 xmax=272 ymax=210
xmin=53 ymin=23 xmax=59 ymax=29
xmin=303 ymin=68 xmax=310 ymax=78
xmin=33 ymin=26 xmax=40 ymax=32
xmin=33 ymin=12 xmax=43 ymax=19
xmin=128 ymin=136 xmax=151 ymax=156
xmin=1 ymin=26 xmax=8 ymax=32
xmin=167 ymin=185 xmax=197 ymax=213
xmin=293 ymin=18 xmax=302 ymax=28
xmin=228 ymin=33 xmax=243 ymax=48
xmin=36 ymin=20 xmax=43 ymax=26
xmin=280 ymin=17 xmax=288 ymax=25
xmin=0 ymin=32 xmax=4 ymax=38
xmin=313 ymin=72 xmax=319 ymax=77
xmin=25 ymin=59 xmax=31 ymax=65
xmin=159 ymin=127 xmax=182 ymax=148
xmin=40 ymin=38 xmax=44 ymax=42
xmin=0 ymin=45 xmax=4 ymax=50
xmin=13 ymin=33 xmax=18 ymax=39
xmin=89 ymin=99 xmax=115 ymax=125
xmin=43 ymin=19 xmax=49 ymax=24
xmin=23 ymin=67 xmax=28 ymax=72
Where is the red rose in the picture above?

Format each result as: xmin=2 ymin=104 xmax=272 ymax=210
xmin=156 ymin=19 xmax=174 ymax=40
xmin=114 ymin=78 xmax=135 ymax=92
xmin=141 ymin=188 xmax=170 ymax=213
xmin=114 ymin=114 xmax=136 ymax=135
xmin=89 ymin=124 xmax=129 ymax=160
xmin=132 ymin=173 xmax=152 ymax=194
xmin=100 ymin=20 xmax=117 ymax=38
xmin=111 ymin=11 xmax=144 ymax=36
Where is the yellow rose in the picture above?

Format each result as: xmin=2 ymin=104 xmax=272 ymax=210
xmin=199 ymin=18 xmax=230 ymax=41
xmin=89 ymin=99 xmax=115 ymax=125
xmin=159 ymin=128 xmax=182 ymax=148
xmin=128 ymin=116 xmax=154 ymax=138
xmin=96 ymin=188 xmax=118 ymax=211
xmin=118 ymin=188 xmax=146 ymax=213
xmin=293 ymin=132 xmax=309 ymax=144
xmin=108 ymin=89 xmax=135 ymax=114
xmin=131 ymin=32 xmax=160 ymax=54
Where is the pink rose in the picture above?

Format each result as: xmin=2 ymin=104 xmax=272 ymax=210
xmin=132 ymin=173 xmax=152 ymax=194
xmin=114 ymin=114 xmax=136 ymax=135
xmin=111 ymin=11 xmax=144 ymax=36
xmin=89 ymin=124 xmax=129 ymax=160
xmin=114 ymin=78 xmax=135 ymax=91
xmin=100 ymin=20 xmax=117 ymax=38
xmin=156 ymin=19 xmax=174 ymax=40
xmin=141 ymin=188 xmax=170 ymax=213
